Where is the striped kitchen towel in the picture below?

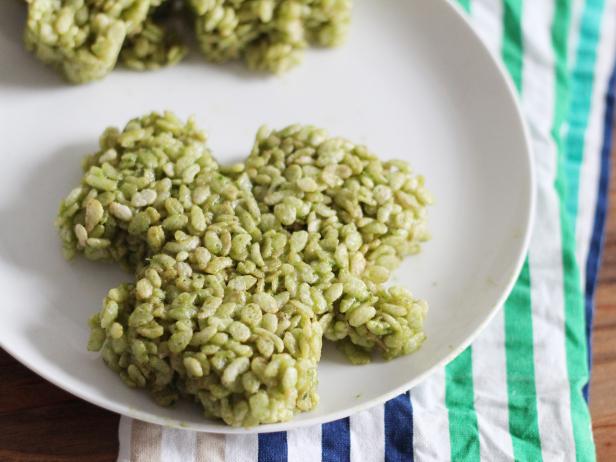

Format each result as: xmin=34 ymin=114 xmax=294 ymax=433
xmin=117 ymin=0 xmax=616 ymax=461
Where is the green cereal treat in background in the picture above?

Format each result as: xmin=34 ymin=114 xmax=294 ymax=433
xmin=187 ymin=0 xmax=352 ymax=73
xmin=120 ymin=17 xmax=187 ymax=71
xmin=55 ymin=111 xmax=218 ymax=269
xmin=23 ymin=0 xmax=352 ymax=81
xmin=25 ymin=0 xmax=152 ymax=83
xmin=24 ymin=0 xmax=182 ymax=83
xmin=303 ymin=0 xmax=352 ymax=47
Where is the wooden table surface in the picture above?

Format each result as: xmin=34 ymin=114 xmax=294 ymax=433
xmin=1 ymin=146 xmax=615 ymax=462
xmin=589 ymin=131 xmax=616 ymax=459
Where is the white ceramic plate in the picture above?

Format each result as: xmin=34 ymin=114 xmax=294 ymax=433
xmin=0 ymin=0 xmax=533 ymax=433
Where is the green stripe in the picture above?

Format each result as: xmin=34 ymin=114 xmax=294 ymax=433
xmin=503 ymin=261 xmax=543 ymax=461
xmin=565 ymin=0 xmax=605 ymax=220
xmin=502 ymin=0 xmax=524 ymax=91
xmin=550 ymin=1 xmax=597 ymax=460
xmin=457 ymin=0 xmax=471 ymax=13
xmin=445 ymin=348 xmax=480 ymax=462
xmin=561 ymin=198 xmax=597 ymax=462
xmin=501 ymin=1 xmax=544 ymax=460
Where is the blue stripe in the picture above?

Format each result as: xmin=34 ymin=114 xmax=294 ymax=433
xmin=583 ymin=62 xmax=616 ymax=401
xmin=258 ymin=432 xmax=288 ymax=462
xmin=384 ymin=392 xmax=414 ymax=462
xmin=322 ymin=418 xmax=351 ymax=462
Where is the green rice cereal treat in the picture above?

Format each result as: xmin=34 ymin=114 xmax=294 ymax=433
xmin=88 ymin=182 xmax=323 ymax=426
xmin=120 ymin=17 xmax=187 ymax=71
xmin=65 ymin=113 xmax=432 ymax=427
xmin=24 ymin=0 xmax=155 ymax=83
xmin=55 ymin=112 xmax=218 ymax=269
xmin=188 ymin=0 xmax=352 ymax=73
